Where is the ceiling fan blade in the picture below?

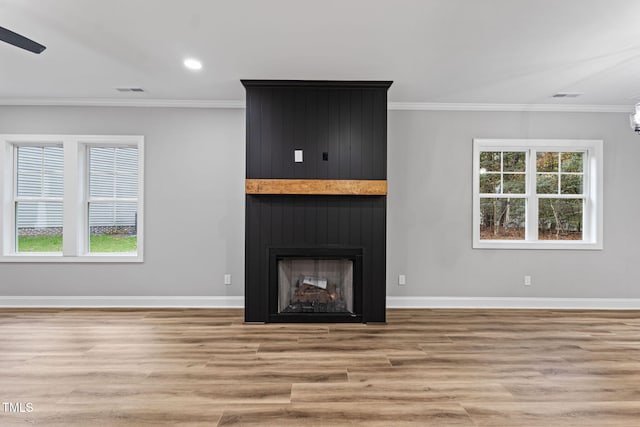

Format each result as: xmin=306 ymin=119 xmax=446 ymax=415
xmin=0 ymin=26 xmax=46 ymax=54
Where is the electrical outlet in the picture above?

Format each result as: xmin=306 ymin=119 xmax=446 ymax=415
xmin=224 ymin=274 xmax=232 ymax=285
xmin=524 ymin=275 xmax=531 ymax=286
xmin=398 ymin=274 xmax=406 ymax=286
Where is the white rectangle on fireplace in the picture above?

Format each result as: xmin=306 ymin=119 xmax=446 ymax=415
xmin=302 ymin=276 xmax=328 ymax=289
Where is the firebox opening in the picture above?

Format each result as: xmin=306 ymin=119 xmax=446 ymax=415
xmin=267 ymin=247 xmax=363 ymax=322
xmin=278 ymin=258 xmax=354 ymax=314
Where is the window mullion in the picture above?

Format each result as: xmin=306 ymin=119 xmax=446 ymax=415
xmin=62 ymin=139 xmax=79 ymax=257
xmin=500 ymin=151 xmax=504 ymax=193
xmin=87 ymin=197 xmax=137 ymax=203
xmin=1 ymin=142 xmax=15 ymax=254
xmin=558 ymin=151 xmax=562 ymax=197
xmin=11 ymin=145 xmax=18 ymax=254
xmin=79 ymin=143 xmax=89 ymax=255
xmin=527 ymin=150 xmax=538 ymax=241
xmin=14 ymin=197 xmax=63 ymax=202
xmin=582 ymin=150 xmax=591 ymax=242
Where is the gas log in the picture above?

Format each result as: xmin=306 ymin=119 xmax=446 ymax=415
xmin=292 ymin=282 xmax=338 ymax=304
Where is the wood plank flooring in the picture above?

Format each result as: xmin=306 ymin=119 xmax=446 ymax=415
xmin=1 ymin=308 xmax=640 ymax=426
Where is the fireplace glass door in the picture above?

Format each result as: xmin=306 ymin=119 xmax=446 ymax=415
xmin=277 ymin=258 xmax=354 ymax=314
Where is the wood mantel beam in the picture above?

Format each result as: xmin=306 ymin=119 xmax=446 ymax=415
xmin=245 ymin=179 xmax=387 ymax=195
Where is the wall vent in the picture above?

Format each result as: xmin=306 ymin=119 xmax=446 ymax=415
xmin=116 ymin=87 xmax=145 ymax=93
xmin=552 ymin=92 xmax=583 ymax=98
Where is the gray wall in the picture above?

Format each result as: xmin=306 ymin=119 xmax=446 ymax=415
xmin=1 ymin=106 xmax=638 ymax=298
xmin=387 ymin=110 xmax=640 ymax=298
xmin=0 ymin=107 xmax=245 ymax=297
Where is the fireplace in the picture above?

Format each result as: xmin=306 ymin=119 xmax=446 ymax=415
xmin=269 ymin=247 xmax=363 ymax=322
xmin=242 ymin=80 xmax=391 ymax=323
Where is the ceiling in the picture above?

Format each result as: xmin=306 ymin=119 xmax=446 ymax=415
xmin=2 ymin=0 xmax=640 ymax=109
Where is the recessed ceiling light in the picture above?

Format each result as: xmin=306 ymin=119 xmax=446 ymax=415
xmin=183 ymin=58 xmax=202 ymax=71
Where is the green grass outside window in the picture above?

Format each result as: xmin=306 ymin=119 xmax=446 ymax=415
xmin=17 ymin=235 xmax=136 ymax=253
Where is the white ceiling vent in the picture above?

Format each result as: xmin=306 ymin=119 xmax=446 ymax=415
xmin=552 ymin=92 xmax=583 ymax=98
xmin=116 ymin=87 xmax=145 ymax=93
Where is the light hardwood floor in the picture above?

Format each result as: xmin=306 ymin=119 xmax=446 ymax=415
xmin=1 ymin=308 xmax=640 ymax=426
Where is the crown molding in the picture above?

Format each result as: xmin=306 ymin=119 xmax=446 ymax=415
xmin=0 ymin=98 xmax=632 ymax=113
xmin=387 ymin=102 xmax=632 ymax=113
xmin=0 ymin=98 xmax=246 ymax=108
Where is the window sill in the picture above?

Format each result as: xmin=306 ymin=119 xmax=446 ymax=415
xmin=473 ymin=240 xmax=602 ymax=250
xmin=0 ymin=253 xmax=143 ymax=263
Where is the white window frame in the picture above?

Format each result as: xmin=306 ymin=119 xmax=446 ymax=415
xmin=12 ymin=143 xmax=65 ymax=255
xmin=0 ymin=134 xmax=144 ymax=262
xmin=473 ymin=139 xmax=603 ymax=250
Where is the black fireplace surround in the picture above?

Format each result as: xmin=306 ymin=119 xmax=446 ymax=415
xmin=243 ymin=80 xmax=392 ymax=323
xmin=244 ymin=195 xmax=386 ymax=323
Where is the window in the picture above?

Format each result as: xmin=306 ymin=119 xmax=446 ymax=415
xmin=0 ymin=135 xmax=144 ymax=262
xmin=88 ymin=147 xmax=139 ymax=253
xmin=473 ymin=139 xmax=603 ymax=249
xmin=15 ymin=145 xmax=64 ymax=253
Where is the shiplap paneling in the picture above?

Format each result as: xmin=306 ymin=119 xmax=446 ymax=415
xmin=243 ymin=79 xmax=391 ymax=323
xmin=244 ymin=82 xmax=390 ymax=180
xmin=245 ymin=195 xmax=386 ymax=323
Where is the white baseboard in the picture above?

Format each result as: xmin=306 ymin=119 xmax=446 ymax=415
xmin=0 ymin=296 xmax=244 ymax=308
xmin=1 ymin=296 xmax=640 ymax=310
xmin=386 ymin=296 xmax=640 ymax=310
